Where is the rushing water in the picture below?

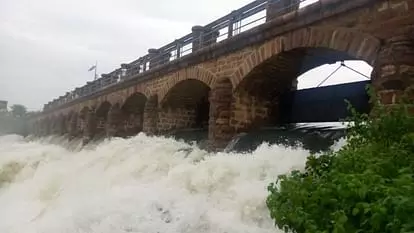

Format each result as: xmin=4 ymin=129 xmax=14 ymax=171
xmin=0 ymin=133 xmax=344 ymax=233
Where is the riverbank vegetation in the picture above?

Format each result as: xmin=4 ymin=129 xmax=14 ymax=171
xmin=266 ymin=96 xmax=414 ymax=232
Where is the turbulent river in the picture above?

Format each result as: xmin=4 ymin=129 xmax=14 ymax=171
xmin=0 ymin=132 xmax=344 ymax=233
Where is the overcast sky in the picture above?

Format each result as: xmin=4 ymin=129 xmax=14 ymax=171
xmin=0 ymin=0 xmax=372 ymax=111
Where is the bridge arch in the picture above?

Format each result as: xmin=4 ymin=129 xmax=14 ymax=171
xmin=231 ymin=27 xmax=381 ymax=89
xmin=66 ymin=111 xmax=78 ymax=137
xmin=119 ymin=92 xmax=148 ymax=137
xmin=95 ymin=101 xmax=112 ymax=138
xmin=228 ymin=27 xmax=380 ymax=132
xmin=158 ymin=78 xmax=211 ymax=133
xmin=158 ymin=66 xmax=216 ymax=103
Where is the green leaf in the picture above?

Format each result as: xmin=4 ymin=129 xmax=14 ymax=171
xmin=352 ymin=207 xmax=360 ymax=216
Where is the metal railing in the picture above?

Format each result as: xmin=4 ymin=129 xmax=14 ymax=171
xmin=44 ymin=0 xmax=311 ymax=111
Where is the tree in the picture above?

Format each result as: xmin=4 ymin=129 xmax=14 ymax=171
xmin=10 ymin=104 xmax=27 ymax=117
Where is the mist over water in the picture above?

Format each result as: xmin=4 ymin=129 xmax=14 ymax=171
xmin=0 ymin=133 xmax=344 ymax=233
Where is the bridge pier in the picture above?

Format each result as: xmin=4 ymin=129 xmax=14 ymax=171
xmin=76 ymin=108 xmax=90 ymax=140
xmin=95 ymin=117 xmax=107 ymax=139
xmin=230 ymin=92 xmax=275 ymax=133
xmin=123 ymin=114 xmax=143 ymax=137
xmin=106 ymin=104 xmax=124 ymax=138
xmin=208 ymin=79 xmax=234 ymax=149
xmin=373 ymin=27 xmax=414 ymax=106
xmin=142 ymin=96 xmax=159 ymax=135
xmin=84 ymin=108 xmax=97 ymax=142
xmin=67 ymin=113 xmax=78 ymax=139
xmin=95 ymin=102 xmax=111 ymax=139
xmin=157 ymin=107 xmax=198 ymax=133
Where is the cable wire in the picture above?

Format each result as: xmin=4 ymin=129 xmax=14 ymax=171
xmin=341 ymin=62 xmax=371 ymax=80
xmin=316 ymin=63 xmax=343 ymax=87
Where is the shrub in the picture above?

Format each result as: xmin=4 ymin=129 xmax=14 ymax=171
xmin=266 ymin=99 xmax=414 ymax=233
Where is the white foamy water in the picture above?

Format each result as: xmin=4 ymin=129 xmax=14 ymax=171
xmin=0 ymin=133 xmax=335 ymax=233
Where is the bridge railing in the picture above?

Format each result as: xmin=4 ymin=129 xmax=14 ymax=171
xmin=44 ymin=0 xmax=310 ymax=111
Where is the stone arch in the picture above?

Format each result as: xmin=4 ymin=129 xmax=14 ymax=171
xmin=120 ymin=92 xmax=148 ymax=137
xmin=96 ymin=101 xmax=112 ymax=118
xmin=95 ymin=101 xmax=112 ymax=138
xmin=137 ymin=87 xmax=152 ymax=101
xmin=158 ymin=78 xmax=211 ymax=133
xmin=122 ymin=93 xmax=147 ymax=113
xmin=78 ymin=106 xmax=89 ymax=119
xmin=105 ymin=86 xmax=152 ymax=108
xmin=67 ymin=111 xmax=78 ymax=138
xmin=228 ymin=27 xmax=380 ymax=132
xmin=158 ymin=66 xmax=216 ymax=103
xmin=106 ymin=103 xmax=122 ymax=137
xmin=230 ymin=27 xmax=381 ymax=89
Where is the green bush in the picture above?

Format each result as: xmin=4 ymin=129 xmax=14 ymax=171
xmin=266 ymin=100 xmax=414 ymax=233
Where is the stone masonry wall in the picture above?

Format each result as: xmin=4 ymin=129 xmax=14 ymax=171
xmin=124 ymin=114 xmax=143 ymax=136
xmin=157 ymin=107 xmax=197 ymax=133
xmin=230 ymin=92 xmax=272 ymax=133
xmin=208 ymin=78 xmax=234 ymax=148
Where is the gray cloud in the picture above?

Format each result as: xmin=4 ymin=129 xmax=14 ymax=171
xmin=0 ymin=0 xmax=371 ymax=111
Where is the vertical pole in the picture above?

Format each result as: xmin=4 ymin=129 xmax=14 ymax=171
xmin=176 ymin=40 xmax=181 ymax=59
xmin=94 ymin=61 xmax=98 ymax=80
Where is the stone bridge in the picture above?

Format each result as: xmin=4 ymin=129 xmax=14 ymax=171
xmin=30 ymin=0 xmax=414 ymax=148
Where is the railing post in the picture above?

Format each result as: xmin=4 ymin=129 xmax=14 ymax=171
xmin=136 ymin=58 xmax=143 ymax=74
xmin=175 ymin=39 xmax=182 ymax=59
xmin=204 ymin=28 xmax=220 ymax=47
xmin=142 ymin=56 xmax=148 ymax=72
xmin=192 ymin=25 xmax=204 ymax=52
xmin=148 ymin=49 xmax=159 ymax=69
xmin=192 ymin=25 xmax=220 ymax=52
xmin=228 ymin=10 xmax=238 ymax=38
xmin=266 ymin=0 xmax=300 ymax=22
xmin=148 ymin=48 xmax=171 ymax=69
xmin=121 ymin=63 xmax=130 ymax=79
